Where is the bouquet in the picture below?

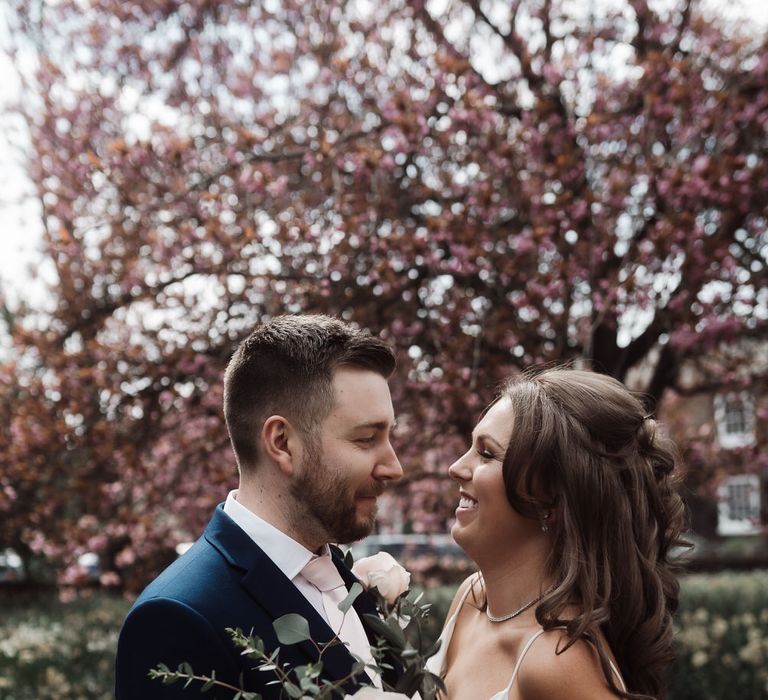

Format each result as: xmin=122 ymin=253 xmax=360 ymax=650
xmin=150 ymin=550 xmax=445 ymax=699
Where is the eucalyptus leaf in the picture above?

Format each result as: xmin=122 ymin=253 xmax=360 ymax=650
xmin=424 ymin=637 xmax=442 ymax=658
xmin=178 ymin=662 xmax=194 ymax=676
xmin=273 ymin=614 xmax=311 ymax=644
xmin=338 ymin=582 xmax=363 ymax=613
xmin=395 ymin=660 xmax=423 ymax=696
xmin=431 ymin=672 xmax=447 ymax=694
xmin=351 ymin=660 xmax=367 ymax=675
xmin=299 ymin=673 xmax=320 ymax=693
xmin=362 ymin=613 xmax=406 ymax=651
xmin=283 ymin=681 xmax=303 ymax=699
xmin=408 ymin=590 xmax=424 ymax=604
xmin=386 ymin=616 xmax=408 ymax=647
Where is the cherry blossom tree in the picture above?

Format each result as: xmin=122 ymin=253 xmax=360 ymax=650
xmin=1 ymin=0 xmax=766 ymax=590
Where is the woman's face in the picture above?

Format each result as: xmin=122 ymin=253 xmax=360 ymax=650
xmin=448 ymin=397 xmax=541 ymax=560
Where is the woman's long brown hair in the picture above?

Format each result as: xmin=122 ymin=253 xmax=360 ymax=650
xmin=499 ymin=367 xmax=689 ymax=699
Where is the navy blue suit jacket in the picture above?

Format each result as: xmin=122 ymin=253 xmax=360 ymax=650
xmin=115 ymin=505 xmax=380 ymax=699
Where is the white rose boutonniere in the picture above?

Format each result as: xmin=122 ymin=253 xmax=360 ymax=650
xmin=352 ymin=552 xmax=411 ymax=605
xmin=346 ymin=549 xmax=442 ymax=698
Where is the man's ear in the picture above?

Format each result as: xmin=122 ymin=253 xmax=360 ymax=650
xmin=261 ymin=415 xmax=300 ymax=476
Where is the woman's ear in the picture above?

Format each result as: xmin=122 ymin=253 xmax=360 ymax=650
xmin=261 ymin=415 xmax=299 ymax=476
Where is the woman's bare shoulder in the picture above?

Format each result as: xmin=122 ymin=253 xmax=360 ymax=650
xmin=517 ymin=629 xmax=622 ymax=700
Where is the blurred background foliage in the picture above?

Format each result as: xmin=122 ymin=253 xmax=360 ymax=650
xmin=0 ymin=0 xmax=766 ymax=595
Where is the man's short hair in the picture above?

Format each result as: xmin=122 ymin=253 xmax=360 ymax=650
xmin=223 ymin=314 xmax=396 ymax=472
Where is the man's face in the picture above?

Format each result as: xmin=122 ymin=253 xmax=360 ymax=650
xmin=290 ymin=367 xmax=403 ymax=545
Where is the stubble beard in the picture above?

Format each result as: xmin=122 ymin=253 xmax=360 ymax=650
xmin=289 ymin=438 xmax=382 ymax=545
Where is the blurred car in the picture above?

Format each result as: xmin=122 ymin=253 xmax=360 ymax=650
xmin=0 ymin=548 xmax=25 ymax=583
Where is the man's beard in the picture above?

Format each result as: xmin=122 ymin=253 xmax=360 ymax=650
xmin=290 ymin=439 xmax=383 ymax=545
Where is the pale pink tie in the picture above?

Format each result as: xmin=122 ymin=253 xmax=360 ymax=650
xmin=301 ymin=554 xmax=380 ymax=687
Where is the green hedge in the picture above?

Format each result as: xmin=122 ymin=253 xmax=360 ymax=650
xmin=668 ymin=570 xmax=768 ymax=700
xmin=1 ymin=571 xmax=766 ymax=699
xmin=0 ymin=590 xmax=129 ymax=700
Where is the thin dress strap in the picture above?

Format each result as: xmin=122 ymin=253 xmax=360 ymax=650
xmin=503 ymin=628 xmax=628 ymax=696
xmin=425 ymin=574 xmax=481 ymax=678
xmin=504 ymin=628 xmax=549 ymax=692
xmin=455 ymin=575 xmax=478 ymax=611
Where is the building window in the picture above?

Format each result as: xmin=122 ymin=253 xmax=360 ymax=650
xmin=713 ymin=392 xmax=756 ymax=449
xmin=717 ymin=474 xmax=762 ymax=536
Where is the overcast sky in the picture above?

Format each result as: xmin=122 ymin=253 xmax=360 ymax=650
xmin=0 ymin=0 xmax=766 ymax=311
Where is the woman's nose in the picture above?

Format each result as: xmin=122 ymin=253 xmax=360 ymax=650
xmin=448 ymin=450 xmax=472 ymax=482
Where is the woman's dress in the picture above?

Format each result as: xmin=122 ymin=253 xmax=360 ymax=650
xmin=426 ymin=581 xmax=627 ymax=699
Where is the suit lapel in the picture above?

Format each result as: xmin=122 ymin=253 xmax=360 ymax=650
xmin=204 ymin=506 xmax=366 ymax=687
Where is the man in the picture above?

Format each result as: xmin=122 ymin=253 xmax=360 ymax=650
xmin=115 ymin=315 xmax=403 ymax=699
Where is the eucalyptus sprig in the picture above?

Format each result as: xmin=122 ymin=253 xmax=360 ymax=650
xmin=150 ymin=551 xmax=444 ymax=699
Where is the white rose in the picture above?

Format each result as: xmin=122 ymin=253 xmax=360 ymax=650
xmin=344 ymin=688 xmax=411 ymax=699
xmin=352 ymin=551 xmax=411 ymax=605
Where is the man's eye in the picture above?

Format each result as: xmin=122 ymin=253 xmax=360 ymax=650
xmin=356 ymin=436 xmax=376 ymax=444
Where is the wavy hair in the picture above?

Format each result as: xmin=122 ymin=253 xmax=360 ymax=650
xmin=498 ymin=367 xmax=689 ymax=699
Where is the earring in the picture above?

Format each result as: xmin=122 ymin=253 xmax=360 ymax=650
xmin=540 ymin=511 xmax=551 ymax=533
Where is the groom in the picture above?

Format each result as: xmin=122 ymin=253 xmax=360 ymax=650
xmin=115 ymin=315 xmax=403 ymax=699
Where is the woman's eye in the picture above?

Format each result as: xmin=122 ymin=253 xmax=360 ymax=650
xmin=477 ymin=448 xmax=495 ymax=460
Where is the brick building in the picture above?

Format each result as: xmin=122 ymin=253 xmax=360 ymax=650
xmin=637 ymin=339 xmax=768 ymax=541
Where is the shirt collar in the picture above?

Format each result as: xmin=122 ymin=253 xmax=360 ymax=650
xmin=223 ymin=489 xmax=329 ymax=579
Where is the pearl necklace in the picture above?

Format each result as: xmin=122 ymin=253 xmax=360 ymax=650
xmin=485 ymin=584 xmax=557 ymax=623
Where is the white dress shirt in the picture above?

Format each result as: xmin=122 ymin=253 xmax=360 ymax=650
xmin=223 ymin=490 xmax=331 ymax=620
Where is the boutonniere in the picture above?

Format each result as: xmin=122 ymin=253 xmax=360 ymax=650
xmin=342 ymin=548 xmax=444 ymax=699
xmin=151 ymin=550 xmax=444 ymax=699
xmin=351 ymin=551 xmax=411 ymax=607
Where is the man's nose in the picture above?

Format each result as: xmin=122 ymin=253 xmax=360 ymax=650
xmin=374 ymin=440 xmax=403 ymax=481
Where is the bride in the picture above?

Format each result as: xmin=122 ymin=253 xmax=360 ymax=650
xmin=428 ymin=368 xmax=687 ymax=700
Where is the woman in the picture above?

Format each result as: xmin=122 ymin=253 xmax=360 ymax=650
xmin=428 ymin=368 xmax=688 ymax=700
